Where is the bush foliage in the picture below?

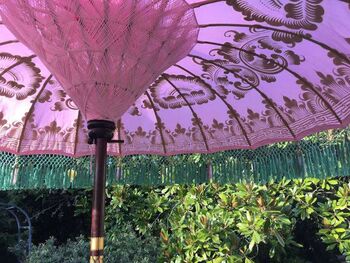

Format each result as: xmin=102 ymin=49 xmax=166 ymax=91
xmin=105 ymin=178 xmax=350 ymax=262
xmin=25 ymin=224 xmax=159 ymax=263
xmin=7 ymin=178 xmax=350 ymax=262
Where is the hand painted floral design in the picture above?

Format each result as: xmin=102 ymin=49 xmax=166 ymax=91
xmin=227 ymin=0 xmax=324 ymax=30
xmin=38 ymin=78 xmax=78 ymax=111
xmin=0 ymin=53 xmax=43 ymax=100
xmin=150 ymin=75 xmax=215 ymax=109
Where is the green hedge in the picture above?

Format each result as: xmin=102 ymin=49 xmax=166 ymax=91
xmin=12 ymin=178 xmax=350 ymax=262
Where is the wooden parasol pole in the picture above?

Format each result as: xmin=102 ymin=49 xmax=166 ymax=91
xmin=90 ymin=137 xmax=107 ymax=262
xmin=87 ymin=120 xmax=121 ymax=263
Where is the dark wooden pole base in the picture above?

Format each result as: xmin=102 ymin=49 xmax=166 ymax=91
xmin=87 ymin=120 xmax=117 ymax=263
xmin=90 ymin=137 xmax=107 ymax=263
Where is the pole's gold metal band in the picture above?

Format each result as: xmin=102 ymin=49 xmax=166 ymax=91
xmin=90 ymin=237 xmax=104 ymax=251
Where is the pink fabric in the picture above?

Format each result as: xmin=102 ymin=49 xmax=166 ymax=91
xmin=0 ymin=0 xmax=349 ymax=156
xmin=0 ymin=0 xmax=198 ymax=121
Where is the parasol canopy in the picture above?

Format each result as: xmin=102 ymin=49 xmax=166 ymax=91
xmin=1 ymin=1 xmax=349 ymax=262
xmin=0 ymin=0 xmax=349 ymax=157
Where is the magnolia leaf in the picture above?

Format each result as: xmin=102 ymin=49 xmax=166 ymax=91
xmin=274 ymin=232 xmax=285 ymax=247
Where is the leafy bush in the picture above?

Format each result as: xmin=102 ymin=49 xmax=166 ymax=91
xmin=104 ymin=223 xmax=159 ymax=263
xmin=103 ymin=178 xmax=350 ymax=262
xmin=26 ymin=236 xmax=88 ymax=263
xmin=6 ymin=178 xmax=350 ymax=262
xmin=24 ymin=224 xmax=159 ymax=263
xmin=156 ymin=183 xmax=305 ymax=262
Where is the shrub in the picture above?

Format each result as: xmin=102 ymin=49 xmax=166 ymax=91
xmin=25 ymin=224 xmax=159 ymax=263
xmin=105 ymin=178 xmax=350 ymax=262
xmin=12 ymin=178 xmax=350 ymax=262
xmin=26 ymin=236 xmax=88 ymax=263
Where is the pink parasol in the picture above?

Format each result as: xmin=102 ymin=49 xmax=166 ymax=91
xmin=0 ymin=0 xmax=348 ymax=156
xmin=0 ymin=0 xmax=350 ymax=261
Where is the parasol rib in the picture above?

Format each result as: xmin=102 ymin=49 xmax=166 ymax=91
xmin=17 ymin=74 xmax=53 ymax=152
xmin=117 ymin=119 xmax=122 ymax=155
xmin=145 ymin=91 xmax=167 ymax=154
xmin=197 ymin=40 xmax=343 ymax=124
xmin=0 ymin=40 xmax=19 ymax=46
xmin=191 ymin=0 xmax=224 ymax=8
xmin=162 ymin=74 xmax=210 ymax=151
xmin=199 ymin=24 xmax=350 ymax=65
xmin=174 ymin=64 xmax=252 ymax=147
xmin=189 ymin=54 xmax=297 ymax=139
xmin=73 ymin=111 xmax=81 ymax=156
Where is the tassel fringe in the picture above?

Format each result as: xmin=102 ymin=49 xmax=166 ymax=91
xmin=1 ymin=134 xmax=350 ymax=189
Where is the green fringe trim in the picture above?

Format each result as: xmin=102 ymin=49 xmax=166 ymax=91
xmin=1 ymin=132 xmax=350 ymax=189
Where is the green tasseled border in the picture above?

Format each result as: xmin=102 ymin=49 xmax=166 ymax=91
xmin=1 ymin=132 xmax=350 ymax=190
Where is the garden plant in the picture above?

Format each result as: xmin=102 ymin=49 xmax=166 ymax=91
xmin=1 ymin=177 xmax=349 ymax=262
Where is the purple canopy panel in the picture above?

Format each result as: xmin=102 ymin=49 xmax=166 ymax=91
xmin=0 ymin=0 xmax=348 ymax=157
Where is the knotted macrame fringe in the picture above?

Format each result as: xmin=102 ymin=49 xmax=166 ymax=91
xmin=1 ymin=137 xmax=350 ymax=190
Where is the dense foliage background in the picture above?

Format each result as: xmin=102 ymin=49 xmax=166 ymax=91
xmin=1 ymin=177 xmax=350 ymax=262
